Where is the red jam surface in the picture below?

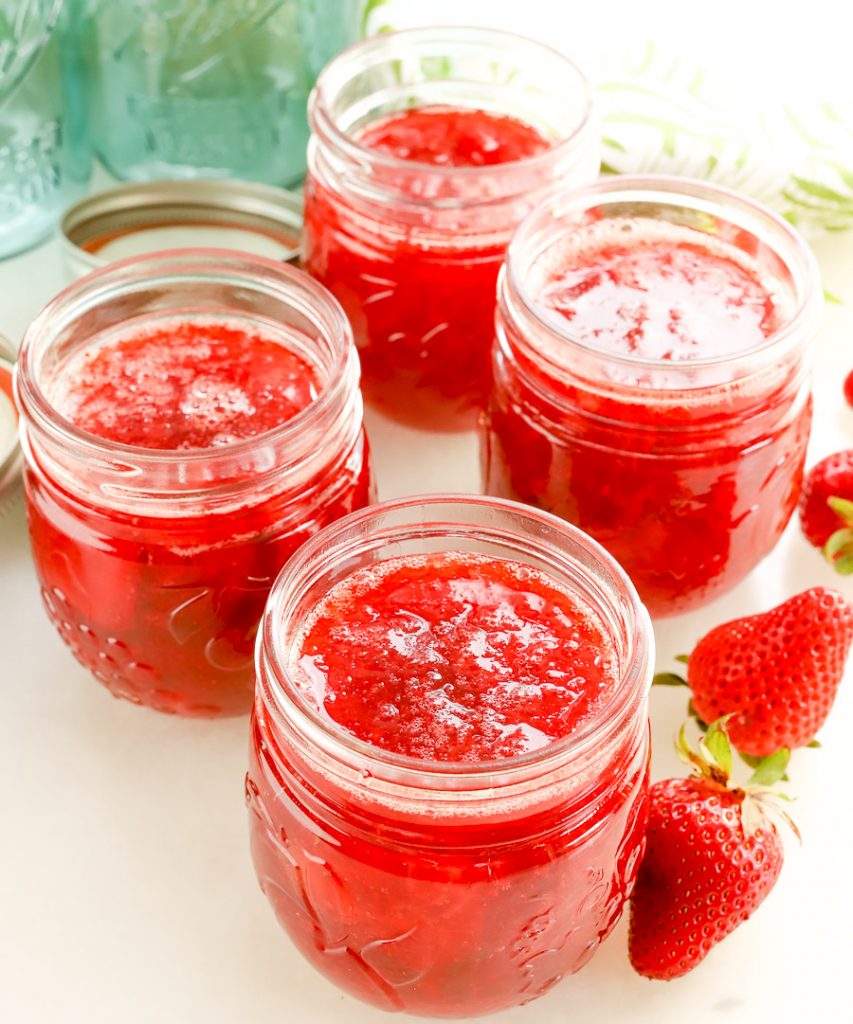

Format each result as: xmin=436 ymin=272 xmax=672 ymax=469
xmin=248 ymin=551 xmax=648 ymax=1015
xmin=484 ymin=219 xmax=809 ymax=616
xmin=57 ymin=321 xmax=319 ymax=449
xmin=296 ymin=552 xmax=617 ymax=761
xmin=535 ymin=221 xmax=783 ymax=360
xmin=357 ymin=106 xmax=550 ymax=167
xmin=27 ymin=319 xmax=372 ymax=717
xmin=303 ymin=105 xmax=552 ymax=430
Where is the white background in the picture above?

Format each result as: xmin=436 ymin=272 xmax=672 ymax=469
xmin=2 ymin=2 xmax=853 ymax=1022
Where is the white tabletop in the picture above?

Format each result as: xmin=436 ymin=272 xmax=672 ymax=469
xmin=2 ymin=3 xmax=853 ymax=1022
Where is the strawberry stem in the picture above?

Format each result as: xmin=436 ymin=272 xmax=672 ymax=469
xmin=827 ymin=495 xmax=853 ymax=525
xmin=822 ymin=526 xmax=853 ymax=573
xmin=824 ymin=498 xmax=853 ymax=574
xmin=672 ymin=720 xmax=800 ymax=841
xmin=746 ymin=748 xmax=790 ymax=787
xmin=652 ymin=672 xmax=688 ymax=687
xmin=701 ymin=717 xmax=734 ymax=776
xmin=675 ymin=717 xmax=733 ymax=787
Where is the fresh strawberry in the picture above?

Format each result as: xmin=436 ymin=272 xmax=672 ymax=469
xmin=799 ymin=450 xmax=853 ymax=572
xmin=844 ymin=369 xmax=853 ymax=409
xmin=687 ymin=588 xmax=853 ymax=755
xmin=654 ymin=588 xmax=853 ymax=756
xmin=629 ymin=720 xmax=789 ymax=980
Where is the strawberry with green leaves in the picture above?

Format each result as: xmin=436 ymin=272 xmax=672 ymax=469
xmin=655 ymin=587 xmax=853 ymax=756
xmin=629 ymin=720 xmax=792 ymax=980
xmin=799 ymin=450 xmax=853 ymax=572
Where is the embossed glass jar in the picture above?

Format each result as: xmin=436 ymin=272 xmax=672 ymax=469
xmin=0 ymin=0 xmax=90 ymax=257
xmin=303 ymin=26 xmax=599 ymax=430
xmin=16 ymin=250 xmax=373 ymax=717
xmin=248 ymin=496 xmax=652 ymax=1017
xmin=482 ymin=177 xmax=821 ymax=616
xmin=84 ymin=0 xmax=358 ymax=186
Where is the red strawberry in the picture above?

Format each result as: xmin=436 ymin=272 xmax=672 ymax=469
xmin=629 ymin=721 xmax=788 ymax=980
xmin=655 ymin=588 xmax=853 ymax=756
xmin=799 ymin=451 xmax=853 ymax=572
xmin=844 ymin=370 xmax=853 ymax=409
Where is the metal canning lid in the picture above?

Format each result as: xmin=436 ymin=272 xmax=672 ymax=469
xmin=60 ymin=179 xmax=304 ymax=279
xmin=0 ymin=333 xmax=22 ymax=513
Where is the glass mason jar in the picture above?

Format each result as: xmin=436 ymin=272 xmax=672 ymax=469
xmin=482 ymin=177 xmax=822 ymax=617
xmin=248 ymin=495 xmax=652 ymax=1017
xmin=303 ymin=27 xmax=599 ymax=431
xmin=83 ymin=0 xmax=359 ymax=186
xmin=16 ymin=250 xmax=373 ymax=717
xmin=0 ymin=0 xmax=91 ymax=258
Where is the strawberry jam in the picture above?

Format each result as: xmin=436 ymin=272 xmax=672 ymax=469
xmin=303 ymin=28 xmax=598 ymax=430
xmin=296 ymin=552 xmax=618 ymax=761
xmin=57 ymin=321 xmax=320 ymax=450
xmin=17 ymin=251 xmax=373 ymax=717
xmin=304 ymin=106 xmax=550 ymax=430
xmin=534 ymin=222 xmax=783 ymax=360
xmin=356 ymin=107 xmax=551 ymax=168
xmin=248 ymin=497 xmax=652 ymax=1016
xmin=483 ymin=180 xmax=821 ymax=616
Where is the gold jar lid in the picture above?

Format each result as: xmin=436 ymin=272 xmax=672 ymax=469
xmin=60 ymin=179 xmax=303 ymax=278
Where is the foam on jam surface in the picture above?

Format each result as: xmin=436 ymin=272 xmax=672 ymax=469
xmin=533 ymin=219 xmax=784 ymax=361
xmin=56 ymin=320 xmax=320 ymax=450
xmin=296 ymin=552 xmax=617 ymax=762
xmin=356 ymin=105 xmax=551 ymax=167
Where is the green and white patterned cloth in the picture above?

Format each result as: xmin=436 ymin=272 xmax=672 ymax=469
xmin=597 ymin=41 xmax=853 ymax=236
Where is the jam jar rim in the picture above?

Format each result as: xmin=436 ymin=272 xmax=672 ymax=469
xmin=15 ymin=247 xmax=357 ymax=473
xmin=308 ymin=24 xmax=595 ymax=200
xmin=505 ymin=173 xmax=822 ymax=377
xmin=257 ymin=493 xmax=654 ymax=792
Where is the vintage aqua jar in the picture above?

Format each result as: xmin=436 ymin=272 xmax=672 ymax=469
xmin=84 ymin=0 xmax=359 ymax=186
xmin=0 ymin=0 xmax=91 ymax=257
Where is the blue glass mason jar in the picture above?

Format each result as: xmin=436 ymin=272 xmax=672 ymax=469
xmin=85 ymin=0 xmax=359 ymax=186
xmin=0 ymin=0 xmax=91 ymax=258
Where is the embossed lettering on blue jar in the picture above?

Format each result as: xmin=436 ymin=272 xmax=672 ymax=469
xmin=85 ymin=0 xmax=358 ymax=186
xmin=0 ymin=0 xmax=91 ymax=258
